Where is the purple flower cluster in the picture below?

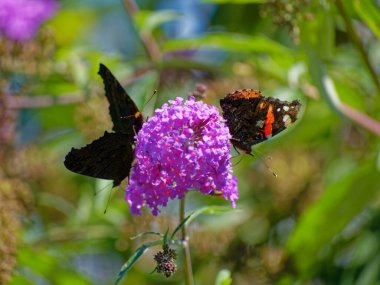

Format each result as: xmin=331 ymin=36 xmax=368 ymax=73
xmin=126 ymin=97 xmax=238 ymax=216
xmin=0 ymin=0 xmax=58 ymax=42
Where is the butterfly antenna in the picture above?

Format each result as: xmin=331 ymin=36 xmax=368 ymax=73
xmin=120 ymin=90 xmax=157 ymax=121
xmin=94 ymin=181 xmax=113 ymax=196
xmin=264 ymin=159 xmax=278 ymax=178
xmin=232 ymin=155 xmax=244 ymax=167
xmin=141 ymin=89 xmax=157 ymax=112
xmin=104 ymin=186 xmax=116 ymax=214
xmin=132 ymin=125 xmax=138 ymax=136
xmin=248 ymin=152 xmax=277 ymax=177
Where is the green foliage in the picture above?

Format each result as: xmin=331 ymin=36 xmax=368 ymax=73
xmin=162 ymin=33 xmax=289 ymax=54
xmin=354 ymin=0 xmax=380 ymax=39
xmin=287 ymin=161 xmax=380 ymax=276
xmin=116 ymin=205 xmax=234 ymax=283
xmin=203 ymin=0 xmax=267 ymax=3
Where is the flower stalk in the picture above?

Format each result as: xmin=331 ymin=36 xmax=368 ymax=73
xmin=180 ymin=197 xmax=194 ymax=285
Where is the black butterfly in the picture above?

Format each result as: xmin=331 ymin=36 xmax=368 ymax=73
xmin=64 ymin=64 xmax=143 ymax=187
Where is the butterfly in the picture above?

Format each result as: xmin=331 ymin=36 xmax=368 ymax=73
xmin=64 ymin=64 xmax=143 ymax=187
xmin=220 ymin=89 xmax=301 ymax=155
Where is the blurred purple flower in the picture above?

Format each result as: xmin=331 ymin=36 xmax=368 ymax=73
xmin=0 ymin=0 xmax=58 ymax=42
xmin=126 ymin=96 xmax=238 ymax=216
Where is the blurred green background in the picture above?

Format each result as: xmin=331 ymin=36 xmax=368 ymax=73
xmin=1 ymin=0 xmax=380 ymax=284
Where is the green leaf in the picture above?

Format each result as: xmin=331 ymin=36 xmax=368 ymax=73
xmin=332 ymin=79 xmax=365 ymax=111
xmin=163 ymin=229 xmax=169 ymax=245
xmin=299 ymin=3 xmax=334 ymax=60
xmin=203 ymin=0 xmax=268 ymax=3
xmin=215 ymin=269 xmax=232 ymax=285
xmin=170 ymin=205 xmax=234 ymax=240
xmin=48 ymin=9 xmax=97 ymax=45
xmin=186 ymin=205 xmax=235 ymax=225
xmin=287 ymin=161 xmax=380 ymax=276
xmin=130 ymin=231 xmax=163 ymax=240
xmin=170 ymin=206 xmax=234 ymax=240
xmin=356 ymin=255 xmax=380 ymax=285
xmin=354 ymin=0 xmax=380 ymax=39
xmin=115 ymin=241 xmax=161 ymax=284
xmin=157 ymin=58 xmax=217 ymax=72
xmin=170 ymin=214 xmax=192 ymax=240
xmin=135 ymin=10 xmax=180 ymax=34
xmin=162 ymin=33 xmax=289 ymax=54
xmin=8 ymin=275 xmax=33 ymax=285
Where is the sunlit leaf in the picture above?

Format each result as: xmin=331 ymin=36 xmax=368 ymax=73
xmin=8 ymin=275 xmax=33 ymax=285
xmin=49 ymin=9 xmax=97 ymax=45
xmin=203 ymin=0 xmax=268 ymax=3
xmin=135 ymin=10 xmax=180 ymax=34
xmin=162 ymin=33 xmax=289 ymax=54
xmin=215 ymin=269 xmax=232 ymax=285
xmin=354 ymin=0 xmax=380 ymax=39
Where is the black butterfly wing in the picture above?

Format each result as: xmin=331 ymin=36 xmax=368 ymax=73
xmin=64 ymin=132 xmax=134 ymax=187
xmin=98 ymin=63 xmax=143 ymax=135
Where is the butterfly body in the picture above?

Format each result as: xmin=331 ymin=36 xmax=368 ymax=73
xmin=64 ymin=64 xmax=142 ymax=187
xmin=220 ymin=89 xmax=301 ymax=154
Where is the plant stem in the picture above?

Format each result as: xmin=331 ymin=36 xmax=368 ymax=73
xmin=122 ymin=0 xmax=162 ymax=62
xmin=180 ymin=198 xmax=194 ymax=285
xmin=335 ymin=0 xmax=380 ymax=94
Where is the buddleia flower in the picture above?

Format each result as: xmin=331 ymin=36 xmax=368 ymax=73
xmin=126 ymin=96 xmax=238 ymax=216
xmin=0 ymin=0 xmax=58 ymax=42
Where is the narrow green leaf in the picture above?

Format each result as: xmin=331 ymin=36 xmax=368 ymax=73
xmin=163 ymin=229 xmax=169 ymax=245
xmin=115 ymin=241 xmax=161 ymax=285
xmin=203 ymin=0 xmax=267 ymax=3
xmin=186 ymin=205 xmax=235 ymax=226
xmin=130 ymin=231 xmax=163 ymax=240
xmin=162 ymin=33 xmax=289 ymax=54
xmin=157 ymin=58 xmax=217 ymax=72
xmin=170 ymin=214 xmax=192 ymax=240
xmin=354 ymin=0 xmax=380 ymax=39
xmin=170 ymin=205 xmax=234 ymax=240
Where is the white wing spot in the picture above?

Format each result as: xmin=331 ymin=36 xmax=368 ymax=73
xmin=283 ymin=114 xmax=291 ymax=127
xmin=256 ymin=120 xmax=264 ymax=128
xmin=283 ymin=106 xmax=289 ymax=111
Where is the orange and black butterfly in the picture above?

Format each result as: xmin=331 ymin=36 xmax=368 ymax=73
xmin=64 ymin=64 xmax=143 ymax=187
xmin=220 ymin=89 xmax=301 ymax=155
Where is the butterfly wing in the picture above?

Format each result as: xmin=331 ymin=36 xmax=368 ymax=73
xmin=98 ymin=63 xmax=144 ymax=135
xmin=220 ymin=89 xmax=301 ymax=154
xmin=64 ymin=131 xmax=134 ymax=187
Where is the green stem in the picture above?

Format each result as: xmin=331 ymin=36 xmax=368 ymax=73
xmin=180 ymin=198 xmax=194 ymax=285
xmin=335 ymin=0 xmax=380 ymax=94
xmin=122 ymin=0 xmax=162 ymax=62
